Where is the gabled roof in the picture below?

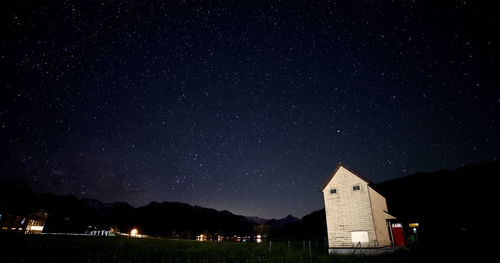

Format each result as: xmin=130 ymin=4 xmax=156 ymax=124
xmin=320 ymin=163 xmax=374 ymax=192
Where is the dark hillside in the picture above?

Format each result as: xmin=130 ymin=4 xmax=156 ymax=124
xmin=0 ymin=179 xmax=255 ymax=237
xmin=270 ymin=209 xmax=326 ymax=240
xmin=375 ymin=161 xmax=499 ymax=248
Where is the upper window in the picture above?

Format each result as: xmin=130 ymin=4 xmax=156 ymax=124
xmin=353 ymin=185 xmax=360 ymax=191
xmin=330 ymin=188 xmax=337 ymax=194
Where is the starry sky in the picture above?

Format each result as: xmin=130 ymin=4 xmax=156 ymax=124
xmin=1 ymin=0 xmax=499 ymax=218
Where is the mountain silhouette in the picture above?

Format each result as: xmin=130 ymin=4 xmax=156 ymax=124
xmin=0 ymin=179 xmax=297 ymax=237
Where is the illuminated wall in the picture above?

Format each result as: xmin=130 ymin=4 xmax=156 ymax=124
xmin=322 ymin=164 xmax=393 ymax=248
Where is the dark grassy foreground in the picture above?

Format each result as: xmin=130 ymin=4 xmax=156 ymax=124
xmin=0 ymin=234 xmax=451 ymax=263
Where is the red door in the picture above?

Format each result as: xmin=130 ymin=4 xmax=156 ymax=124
xmin=392 ymin=226 xmax=405 ymax=246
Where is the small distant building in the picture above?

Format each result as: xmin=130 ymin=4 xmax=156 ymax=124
xmin=0 ymin=210 xmax=47 ymax=234
xmin=321 ymin=164 xmax=397 ymax=254
xmin=196 ymin=234 xmax=207 ymax=241
xmin=24 ymin=211 xmax=48 ymax=234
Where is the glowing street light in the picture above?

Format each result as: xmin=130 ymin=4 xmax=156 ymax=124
xmin=130 ymin=228 xmax=138 ymax=237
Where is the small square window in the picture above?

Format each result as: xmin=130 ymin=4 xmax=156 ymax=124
xmin=330 ymin=188 xmax=337 ymax=194
xmin=353 ymin=185 xmax=360 ymax=191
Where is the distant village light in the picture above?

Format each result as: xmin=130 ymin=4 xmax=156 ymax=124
xmin=130 ymin=228 xmax=138 ymax=237
xmin=28 ymin=225 xmax=44 ymax=232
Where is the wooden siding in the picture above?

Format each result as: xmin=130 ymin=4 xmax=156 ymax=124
xmin=368 ymin=187 xmax=393 ymax=247
xmin=323 ymin=166 xmax=377 ymax=248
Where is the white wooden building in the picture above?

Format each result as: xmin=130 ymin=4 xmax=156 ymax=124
xmin=321 ymin=164 xmax=396 ymax=254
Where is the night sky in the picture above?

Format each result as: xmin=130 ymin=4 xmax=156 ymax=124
xmin=1 ymin=0 xmax=499 ymax=218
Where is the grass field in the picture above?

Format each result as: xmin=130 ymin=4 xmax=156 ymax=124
xmin=0 ymin=234 xmax=423 ymax=263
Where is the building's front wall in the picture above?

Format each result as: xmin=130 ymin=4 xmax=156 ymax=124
xmin=368 ymin=188 xmax=392 ymax=247
xmin=323 ymin=166 xmax=377 ymax=248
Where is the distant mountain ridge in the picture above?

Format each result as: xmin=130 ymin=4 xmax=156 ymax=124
xmin=244 ymin=216 xmax=269 ymax=225
xmin=245 ymin=214 xmax=301 ymax=228
xmin=0 ymin=179 xmax=298 ymax=237
xmin=269 ymin=209 xmax=326 ymax=240
xmin=81 ymin=198 xmax=135 ymax=217
xmin=265 ymin=215 xmax=300 ymax=230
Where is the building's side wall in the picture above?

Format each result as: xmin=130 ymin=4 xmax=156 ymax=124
xmin=323 ymin=167 xmax=377 ymax=248
xmin=368 ymin=187 xmax=392 ymax=247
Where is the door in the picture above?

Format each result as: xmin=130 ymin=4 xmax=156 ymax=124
xmin=391 ymin=224 xmax=405 ymax=246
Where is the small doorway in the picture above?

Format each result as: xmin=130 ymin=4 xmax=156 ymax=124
xmin=391 ymin=223 xmax=405 ymax=246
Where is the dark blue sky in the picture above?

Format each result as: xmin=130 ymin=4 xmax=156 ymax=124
xmin=1 ymin=0 xmax=499 ymax=218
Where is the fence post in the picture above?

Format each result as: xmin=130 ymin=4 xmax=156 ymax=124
xmin=269 ymin=241 xmax=272 ymax=253
xmin=308 ymin=241 xmax=311 ymax=256
xmin=303 ymin=240 xmax=305 ymax=250
xmin=288 ymin=241 xmax=290 ymax=253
